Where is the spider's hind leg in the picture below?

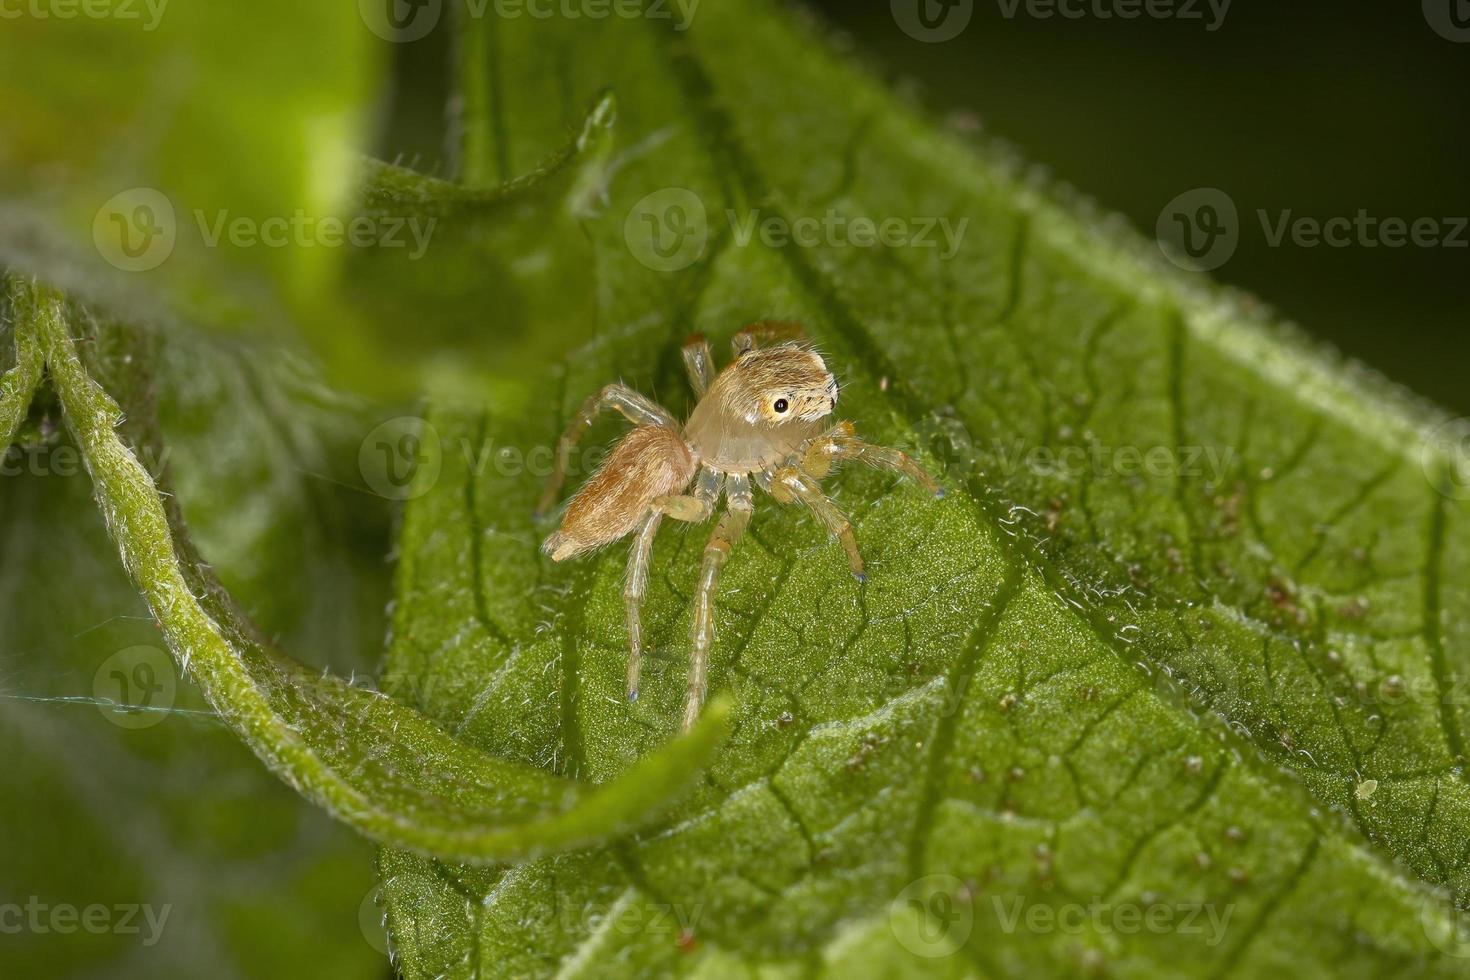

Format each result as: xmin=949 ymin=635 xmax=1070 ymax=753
xmin=684 ymin=474 xmax=752 ymax=732
xmin=536 ymin=384 xmax=676 ymax=517
xmin=623 ymin=510 xmax=664 ymax=701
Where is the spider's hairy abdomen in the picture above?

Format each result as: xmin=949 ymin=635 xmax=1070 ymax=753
xmin=543 ymin=424 xmax=696 ymax=561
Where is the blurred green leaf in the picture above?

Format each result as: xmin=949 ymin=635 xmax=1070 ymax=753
xmin=0 ymin=281 xmax=387 ymax=978
xmin=377 ymin=1 xmax=1470 ymax=976
xmin=0 ymin=7 xmax=623 ymax=401
xmin=0 ymin=1 xmax=382 ymax=335
xmin=6 ymin=279 xmax=731 ymax=867
xmin=0 ymin=279 xmax=45 ymax=442
xmin=327 ymin=104 xmax=612 ymax=398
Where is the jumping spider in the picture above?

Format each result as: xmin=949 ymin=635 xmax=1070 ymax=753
xmin=537 ymin=322 xmax=943 ymax=731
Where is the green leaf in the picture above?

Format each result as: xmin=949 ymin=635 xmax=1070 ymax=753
xmin=9 ymin=278 xmax=731 ymax=865
xmin=0 ymin=1 xmax=605 ymax=403
xmin=1 ymin=284 xmax=387 ymax=977
xmin=0 ymin=2 xmax=381 ymax=333
xmin=0 ymin=7 xmax=622 ymax=401
xmin=379 ymin=1 xmax=1470 ymax=976
xmin=0 ymin=279 xmax=45 ymax=444
xmin=330 ymin=104 xmax=612 ymax=399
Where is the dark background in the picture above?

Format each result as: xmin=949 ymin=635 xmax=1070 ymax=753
xmin=808 ymin=0 xmax=1470 ymax=415
xmin=383 ymin=0 xmax=1470 ymax=413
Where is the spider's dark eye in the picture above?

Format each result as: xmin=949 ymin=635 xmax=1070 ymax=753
xmin=773 ymin=398 xmax=790 ymax=414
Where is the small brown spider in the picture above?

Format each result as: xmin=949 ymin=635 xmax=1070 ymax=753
xmin=537 ymin=322 xmax=942 ymax=731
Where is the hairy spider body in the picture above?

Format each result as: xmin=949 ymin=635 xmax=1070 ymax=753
xmin=542 ymin=425 xmax=695 ymax=561
xmin=537 ymin=322 xmax=942 ymax=731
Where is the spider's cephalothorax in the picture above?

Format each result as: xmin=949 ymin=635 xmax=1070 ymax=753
xmin=536 ymin=321 xmax=942 ymax=731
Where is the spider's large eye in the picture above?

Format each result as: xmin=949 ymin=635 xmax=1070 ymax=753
xmin=773 ymin=398 xmax=790 ymax=414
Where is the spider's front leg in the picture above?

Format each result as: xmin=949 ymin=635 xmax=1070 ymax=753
xmin=799 ymin=421 xmax=944 ymax=497
xmin=763 ymin=466 xmax=866 ymax=582
xmin=684 ymin=473 xmax=752 ymax=732
xmin=536 ymin=384 xmax=677 ymax=517
xmin=682 ymin=333 xmax=715 ymax=397
xmin=732 ymin=320 xmax=805 ymax=356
